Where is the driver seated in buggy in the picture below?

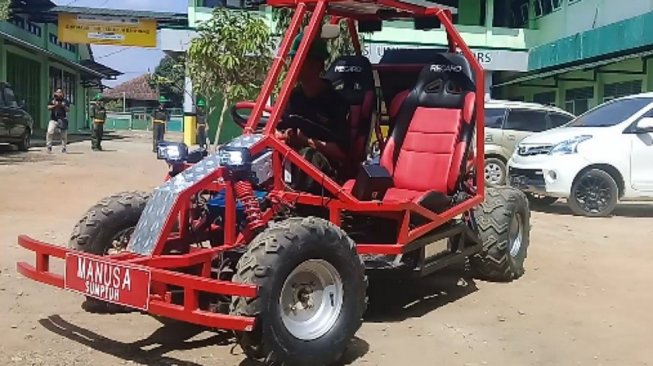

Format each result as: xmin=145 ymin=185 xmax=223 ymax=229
xmin=275 ymin=32 xmax=352 ymax=194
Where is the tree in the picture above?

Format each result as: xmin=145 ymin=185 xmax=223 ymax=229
xmin=0 ymin=0 xmax=10 ymax=21
xmin=148 ymin=54 xmax=186 ymax=108
xmin=187 ymin=8 xmax=273 ymax=149
xmin=271 ymin=9 xmax=365 ymax=65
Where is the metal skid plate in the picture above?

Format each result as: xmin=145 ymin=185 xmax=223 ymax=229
xmin=127 ymin=153 xmax=222 ymax=255
xmin=127 ymin=134 xmax=264 ymax=256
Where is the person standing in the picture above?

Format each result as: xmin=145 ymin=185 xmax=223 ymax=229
xmin=151 ymin=96 xmax=169 ymax=152
xmin=90 ymin=93 xmax=107 ymax=151
xmin=196 ymin=98 xmax=208 ymax=149
xmin=46 ymin=88 xmax=70 ymax=153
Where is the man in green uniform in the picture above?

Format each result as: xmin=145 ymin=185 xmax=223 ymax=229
xmin=196 ymin=98 xmax=208 ymax=149
xmin=151 ymin=96 xmax=169 ymax=152
xmin=90 ymin=93 xmax=107 ymax=151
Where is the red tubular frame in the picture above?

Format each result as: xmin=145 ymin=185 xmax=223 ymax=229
xmin=16 ymin=0 xmax=485 ymax=332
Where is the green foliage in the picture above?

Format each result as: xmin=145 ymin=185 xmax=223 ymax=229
xmin=148 ymin=54 xmax=186 ymax=108
xmin=271 ymin=9 xmax=366 ymax=64
xmin=188 ymin=8 xmax=273 ymax=147
xmin=104 ymin=99 xmax=124 ymax=112
xmin=0 ymin=0 xmax=10 ymax=21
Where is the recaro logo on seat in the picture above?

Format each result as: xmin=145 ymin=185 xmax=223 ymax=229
xmin=334 ymin=65 xmax=363 ymax=73
xmin=430 ymin=64 xmax=463 ymax=73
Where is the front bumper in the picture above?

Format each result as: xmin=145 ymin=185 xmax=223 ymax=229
xmin=16 ymin=235 xmax=257 ymax=331
xmin=508 ymin=154 xmax=590 ymax=197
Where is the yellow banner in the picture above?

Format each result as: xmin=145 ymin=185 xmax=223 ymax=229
xmin=58 ymin=13 xmax=157 ymax=48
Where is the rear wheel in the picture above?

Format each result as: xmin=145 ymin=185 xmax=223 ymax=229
xmin=231 ymin=217 xmax=367 ymax=366
xmin=470 ymin=187 xmax=530 ymax=282
xmin=484 ymin=157 xmax=507 ymax=186
xmin=69 ymin=191 xmax=149 ymax=312
xmin=568 ymin=168 xmax=618 ymax=217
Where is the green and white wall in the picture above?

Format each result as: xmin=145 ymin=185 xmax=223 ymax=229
xmin=496 ymin=0 xmax=653 ymax=115
xmin=0 ymin=15 xmax=95 ymax=133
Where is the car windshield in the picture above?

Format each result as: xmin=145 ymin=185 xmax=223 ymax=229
xmin=567 ymin=97 xmax=653 ymax=127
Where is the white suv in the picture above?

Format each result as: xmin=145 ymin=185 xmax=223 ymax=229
xmin=508 ymin=93 xmax=653 ymax=217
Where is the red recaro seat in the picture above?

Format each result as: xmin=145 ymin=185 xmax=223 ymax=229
xmin=378 ymin=53 xmax=476 ymax=212
xmin=324 ymin=56 xmax=377 ymax=178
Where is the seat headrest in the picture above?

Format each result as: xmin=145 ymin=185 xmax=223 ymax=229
xmin=413 ymin=53 xmax=476 ymax=109
xmin=324 ymin=56 xmax=375 ymax=105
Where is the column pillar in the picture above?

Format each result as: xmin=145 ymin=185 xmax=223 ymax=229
xmin=485 ymin=71 xmax=493 ymax=100
xmin=0 ymin=38 xmax=6 ymax=82
xmin=485 ymin=0 xmax=495 ymax=28
xmin=644 ymin=58 xmax=653 ymax=92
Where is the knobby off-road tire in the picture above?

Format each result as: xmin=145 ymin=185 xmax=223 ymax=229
xmin=231 ymin=217 xmax=367 ymax=366
xmin=69 ymin=191 xmax=150 ymax=313
xmin=470 ymin=186 xmax=531 ymax=282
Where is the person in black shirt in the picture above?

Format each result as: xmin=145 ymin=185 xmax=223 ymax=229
xmin=277 ymin=32 xmax=350 ymax=193
xmin=151 ymin=96 xmax=170 ymax=152
xmin=46 ymin=89 xmax=70 ymax=153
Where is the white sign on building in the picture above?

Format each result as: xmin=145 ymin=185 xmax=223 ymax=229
xmin=363 ymin=43 xmax=529 ymax=72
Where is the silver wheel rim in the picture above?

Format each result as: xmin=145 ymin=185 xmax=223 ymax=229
xmin=485 ymin=162 xmax=504 ymax=185
xmin=279 ymin=259 xmax=344 ymax=341
xmin=508 ymin=213 xmax=523 ymax=258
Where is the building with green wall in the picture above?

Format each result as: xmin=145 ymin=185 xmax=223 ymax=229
xmin=0 ymin=0 xmax=120 ymax=134
xmin=162 ymin=0 xmax=653 ymax=141
xmin=494 ymin=0 xmax=653 ymax=115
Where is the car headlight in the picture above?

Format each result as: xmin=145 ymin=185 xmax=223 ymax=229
xmin=549 ymin=135 xmax=593 ymax=155
xmin=157 ymin=142 xmax=188 ymax=161
xmin=218 ymin=146 xmax=252 ymax=170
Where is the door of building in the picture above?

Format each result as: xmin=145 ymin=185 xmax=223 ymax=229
xmin=6 ymin=52 xmax=41 ymax=129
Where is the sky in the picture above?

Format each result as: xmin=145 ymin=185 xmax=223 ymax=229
xmin=52 ymin=0 xmax=188 ymax=87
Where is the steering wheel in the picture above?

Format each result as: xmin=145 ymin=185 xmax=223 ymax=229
xmin=230 ymin=102 xmax=273 ymax=130
xmin=231 ymin=102 xmax=339 ymax=142
xmin=279 ymin=114 xmax=340 ymax=143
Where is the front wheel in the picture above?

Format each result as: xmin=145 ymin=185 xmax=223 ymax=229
xmin=568 ymin=168 xmax=618 ymax=217
xmin=69 ymin=191 xmax=150 ymax=312
xmin=484 ymin=157 xmax=507 ymax=186
xmin=231 ymin=217 xmax=367 ymax=366
xmin=470 ymin=186 xmax=531 ymax=282
xmin=16 ymin=130 xmax=30 ymax=151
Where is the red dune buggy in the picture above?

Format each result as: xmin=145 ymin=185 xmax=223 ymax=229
xmin=16 ymin=0 xmax=531 ymax=365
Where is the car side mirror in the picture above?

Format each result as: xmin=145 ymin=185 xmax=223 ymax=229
xmin=635 ymin=117 xmax=653 ymax=133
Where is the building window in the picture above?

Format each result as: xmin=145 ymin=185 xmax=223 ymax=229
xmin=535 ymin=0 xmax=562 ymax=17
xmin=565 ymin=87 xmax=594 ymax=115
xmin=49 ymin=67 xmax=76 ymax=105
xmin=10 ymin=16 xmax=25 ymax=29
xmin=533 ymin=91 xmax=557 ymax=106
xmin=27 ymin=22 xmax=42 ymax=37
xmin=603 ymin=80 xmax=642 ymax=102
xmin=493 ymin=0 xmax=529 ymax=29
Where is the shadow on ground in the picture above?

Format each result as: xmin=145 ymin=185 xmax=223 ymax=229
xmin=37 ymin=269 xmax=477 ymax=365
xmin=39 ymin=315 xmax=229 ymax=366
xmin=365 ymin=266 xmax=478 ymax=323
xmin=532 ymin=201 xmax=653 ymax=218
xmin=0 ymin=132 xmax=131 ymax=165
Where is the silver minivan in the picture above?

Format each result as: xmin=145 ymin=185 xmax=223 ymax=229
xmin=484 ymin=100 xmax=575 ymax=185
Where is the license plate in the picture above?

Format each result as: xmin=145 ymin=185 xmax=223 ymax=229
xmin=64 ymin=252 xmax=151 ymax=311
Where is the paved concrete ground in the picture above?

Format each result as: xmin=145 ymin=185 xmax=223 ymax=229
xmin=1 ymin=132 xmax=651 ymax=366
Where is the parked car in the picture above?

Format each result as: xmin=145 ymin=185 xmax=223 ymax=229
xmin=508 ymin=93 xmax=653 ymax=217
xmin=0 ymin=82 xmax=33 ymax=151
xmin=484 ymin=100 xmax=575 ymax=186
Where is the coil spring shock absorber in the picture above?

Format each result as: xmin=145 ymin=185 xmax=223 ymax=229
xmin=233 ymin=180 xmax=266 ymax=236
